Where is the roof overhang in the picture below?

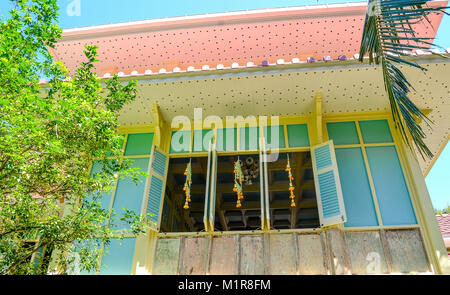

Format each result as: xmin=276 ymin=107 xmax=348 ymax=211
xmin=49 ymin=0 xmax=447 ymax=77
xmin=44 ymin=53 xmax=444 ymax=175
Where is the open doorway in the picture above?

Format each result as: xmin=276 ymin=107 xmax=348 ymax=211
xmin=215 ymin=154 xmax=262 ymax=231
xmin=160 ymin=151 xmax=320 ymax=233
xmin=266 ymin=152 xmax=320 ymax=229
xmin=161 ymin=157 xmax=209 ymax=233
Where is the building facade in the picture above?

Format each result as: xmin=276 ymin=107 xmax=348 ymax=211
xmin=47 ymin=2 xmax=450 ymax=274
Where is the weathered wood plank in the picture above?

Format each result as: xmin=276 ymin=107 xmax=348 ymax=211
xmin=153 ymin=238 xmax=181 ymax=275
xmin=269 ymin=234 xmax=297 ymax=274
xmin=385 ymin=229 xmax=430 ymax=273
xmin=297 ymin=233 xmax=328 ymax=274
xmin=240 ymin=235 xmax=264 ymax=275
xmin=181 ymin=237 xmax=208 ymax=275
xmin=327 ymin=228 xmax=351 ymax=275
xmin=209 ymin=236 xmax=238 ymax=275
xmin=344 ymin=231 xmax=388 ymax=274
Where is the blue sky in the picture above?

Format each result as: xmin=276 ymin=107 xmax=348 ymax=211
xmin=1 ymin=0 xmax=449 ymax=210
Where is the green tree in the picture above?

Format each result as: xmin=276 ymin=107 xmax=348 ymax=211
xmin=0 ymin=0 xmax=149 ymax=275
xmin=436 ymin=205 xmax=450 ymax=215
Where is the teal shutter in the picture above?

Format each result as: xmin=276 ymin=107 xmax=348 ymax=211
xmin=311 ymin=140 xmax=347 ymax=227
xmin=142 ymin=146 xmax=169 ymax=230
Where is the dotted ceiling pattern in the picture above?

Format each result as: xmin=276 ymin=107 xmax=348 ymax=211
xmin=51 ymin=2 xmax=445 ymax=77
xmin=116 ymin=59 xmax=450 ymax=174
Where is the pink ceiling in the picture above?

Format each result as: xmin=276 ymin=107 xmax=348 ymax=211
xmin=51 ymin=1 xmax=447 ymax=76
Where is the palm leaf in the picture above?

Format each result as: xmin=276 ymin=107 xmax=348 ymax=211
xmin=359 ymin=0 xmax=449 ymax=159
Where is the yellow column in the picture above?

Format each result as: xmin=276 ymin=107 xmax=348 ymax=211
xmin=393 ymin=124 xmax=450 ymax=274
xmin=310 ymin=93 xmax=323 ymax=146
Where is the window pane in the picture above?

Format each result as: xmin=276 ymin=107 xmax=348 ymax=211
xmin=267 ymin=152 xmax=319 ymax=229
xmin=287 ymin=124 xmax=310 ymax=147
xmin=366 ymin=146 xmax=417 ymax=225
xmin=110 ymin=158 xmax=149 ymax=229
xmin=216 ymin=128 xmax=237 ymax=151
xmin=217 ymin=154 xmax=261 ymax=231
xmin=161 ymin=157 xmax=208 ymax=233
xmin=335 ymin=148 xmax=378 ymax=227
xmin=86 ymin=160 xmax=118 ymax=211
xmin=264 ymin=125 xmax=286 ymax=149
xmin=107 ymin=134 xmax=125 ymax=157
xmin=124 ymin=133 xmax=154 ymax=156
xmin=359 ymin=120 xmax=393 ymax=143
xmin=239 ymin=127 xmax=259 ymax=150
xmin=193 ymin=129 xmax=213 ymax=152
xmin=99 ymin=238 xmax=136 ymax=275
xmin=326 ymin=122 xmax=360 ymax=145
xmin=170 ymin=130 xmax=191 ymax=153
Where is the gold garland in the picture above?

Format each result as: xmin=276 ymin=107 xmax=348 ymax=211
xmin=233 ymin=157 xmax=244 ymax=208
xmin=183 ymin=159 xmax=192 ymax=209
xmin=285 ymin=154 xmax=295 ymax=207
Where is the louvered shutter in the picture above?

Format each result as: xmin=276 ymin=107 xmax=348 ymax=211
xmin=311 ymin=140 xmax=347 ymax=227
xmin=142 ymin=145 xmax=169 ymax=231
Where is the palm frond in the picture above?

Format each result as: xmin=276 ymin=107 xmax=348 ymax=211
xmin=359 ymin=0 xmax=449 ymax=159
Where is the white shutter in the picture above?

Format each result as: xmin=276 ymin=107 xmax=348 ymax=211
xmin=141 ymin=145 xmax=169 ymax=231
xmin=259 ymin=137 xmax=270 ymax=230
xmin=310 ymin=140 xmax=347 ymax=227
xmin=203 ymin=141 xmax=211 ymax=231
xmin=202 ymin=136 xmax=218 ymax=232
xmin=208 ymin=142 xmax=218 ymax=231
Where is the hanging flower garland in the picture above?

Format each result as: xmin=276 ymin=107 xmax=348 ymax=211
xmin=285 ymin=154 xmax=296 ymax=207
xmin=233 ymin=158 xmax=244 ymax=208
xmin=183 ymin=159 xmax=192 ymax=209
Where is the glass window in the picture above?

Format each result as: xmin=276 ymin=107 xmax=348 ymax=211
xmin=239 ymin=126 xmax=259 ymax=150
xmin=264 ymin=125 xmax=286 ymax=149
xmin=124 ymin=133 xmax=153 ymax=156
xmin=359 ymin=120 xmax=393 ymax=143
xmin=335 ymin=148 xmax=378 ymax=227
xmin=287 ymin=124 xmax=310 ymax=147
xmin=110 ymin=158 xmax=149 ymax=229
xmin=366 ymin=146 xmax=417 ymax=225
xmin=326 ymin=121 xmax=360 ymax=145
xmin=170 ymin=130 xmax=191 ymax=154
xmin=216 ymin=128 xmax=237 ymax=151
xmin=193 ymin=129 xmax=214 ymax=152
xmin=98 ymin=238 xmax=137 ymax=275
